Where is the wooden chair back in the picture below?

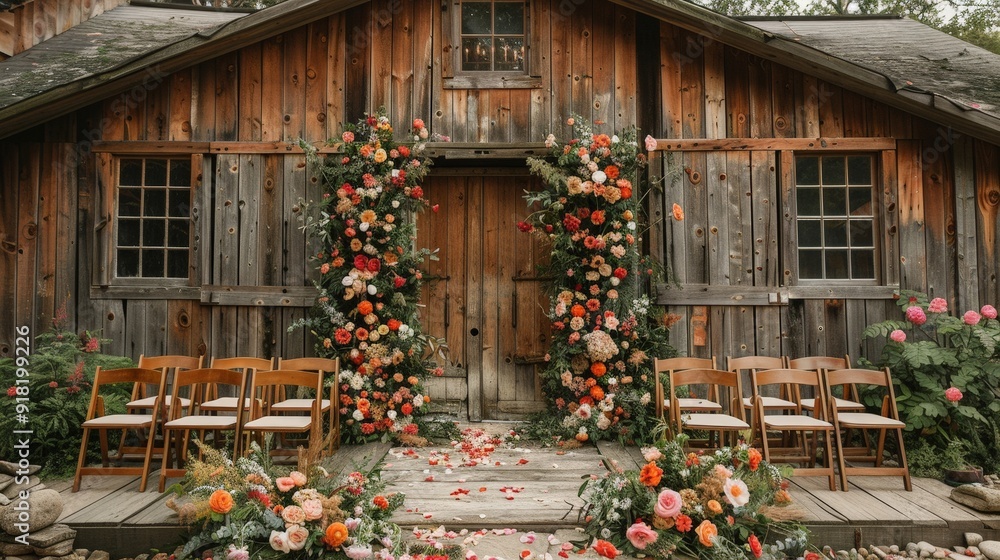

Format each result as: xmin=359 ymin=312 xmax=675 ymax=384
xmin=248 ymin=369 xmax=324 ymax=420
xmin=669 ymin=368 xmax=744 ymax=419
xmin=207 ymin=356 xmax=275 ymax=402
xmin=87 ymin=367 xmax=166 ymax=419
xmin=789 ymin=355 xmax=855 ymax=404
xmin=653 ymin=356 xmax=717 ymax=418
xmin=169 ymin=367 xmax=249 ymax=421
xmin=133 ymin=354 xmax=204 ymax=410
xmin=752 ymin=368 xmax=825 ymax=416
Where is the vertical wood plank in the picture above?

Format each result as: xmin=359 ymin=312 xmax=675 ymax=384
xmin=190 ymin=153 xmax=206 ymax=288
xmin=15 ymin=4 xmax=33 ymax=54
xmin=306 ymin=21 xmax=330 ymax=142
xmin=528 ymin=0 xmax=551 ymax=141
xmin=570 ymin=0 xmax=593 ymax=123
xmin=751 ymin=150 xmax=781 ymax=356
xmin=881 ymin=149 xmax=899 ymax=287
xmin=54 ymin=144 xmax=77 ymax=328
xmin=549 ymin=0 xmax=571 ymax=129
xmin=841 ymin=90 xmax=867 ymax=138
xmin=612 ymin=6 xmax=635 ymax=132
xmin=747 ymin=56 xmax=772 ymax=139
xmin=328 ymin=14 xmax=348 ymax=134
xmin=283 ymin=27 xmax=307 ymax=141
xmin=370 ymin=0 xmax=393 ymax=115
xmin=951 ymin=136 xmax=977 ymax=309
xmin=679 ymin=30 xmax=704 ymax=139
xmin=770 ymin=64 xmax=795 ymax=139
xmin=166 ymin=300 xmax=200 ymax=358
xmin=795 ymin=74 xmax=819 ymax=138
xmin=259 ymin=155 xmax=284 ymax=358
xmin=817 ymin=80 xmax=843 ymax=137
xmin=0 ymin=147 xmax=19 ymax=356
xmin=16 ymin=144 xmax=40 ymax=335
xmin=282 ymin=155 xmax=308 ymax=359
xmin=703 ymin=39 xmax=725 ymax=140
xmin=192 ymin=61 xmax=217 ymax=141
xmin=466 ymin=177 xmax=483 ymax=421
xmin=897 ymin=141 xmax=927 ymax=292
xmin=345 ymin=4 xmax=372 ymax=123
xmin=389 ymin=0 xmax=413 ymax=130
xmin=590 ymin=0 xmax=613 ymax=131
xmin=728 ymin=152 xmax=754 ymax=355
xmin=123 ymin=80 xmax=146 ymax=141
xmin=489 ymin=89 xmax=511 ymax=142
xmin=239 ymin=44 xmax=263 ymax=142
xmin=36 ymin=144 xmax=58 ymax=329
xmin=975 ymin=140 xmax=1000 ymax=302
xmin=725 ymin=47 xmax=749 ymax=139
xmin=778 ymin=150 xmax=798 ymax=356
xmin=411 ymin=0 xmax=432 ymax=127
xmin=659 ymin=24 xmax=682 ymax=138
xmin=919 ymin=124 xmax=954 ymax=301
xmin=144 ymin=76 xmax=169 ymax=141
xmin=261 ymin=36 xmax=284 ymax=142
xmin=482 ymin=177 xmax=500 ymax=418
xmin=169 ymin=68 xmax=193 ymax=141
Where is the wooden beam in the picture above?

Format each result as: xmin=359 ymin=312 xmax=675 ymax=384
xmin=655 ymin=283 xmax=899 ymax=305
xmin=91 ymin=141 xmax=340 ymax=154
xmin=649 ymin=137 xmax=897 ymax=152
xmin=200 ymin=285 xmax=317 ymax=307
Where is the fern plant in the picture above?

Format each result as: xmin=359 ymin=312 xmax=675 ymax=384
xmin=859 ymin=290 xmax=1000 ymax=471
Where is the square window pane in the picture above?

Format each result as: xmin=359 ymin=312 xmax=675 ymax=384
xmin=167 ymin=220 xmax=189 ymax=247
xmin=141 ymin=249 xmax=165 ymax=277
xmin=798 ymin=220 xmax=822 ymax=247
xmin=144 ymin=189 xmax=166 ymax=217
xmin=799 ymin=249 xmax=823 ymax=279
xmin=823 ymin=187 xmax=846 ymax=216
xmin=166 ymin=250 xmax=189 ymax=278
xmin=822 ymin=156 xmax=846 ymax=185
xmin=493 ymin=2 xmax=523 ymax=34
xmin=118 ymin=219 xmax=140 ymax=247
xmin=169 ymin=190 xmax=190 ymax=218
xmin=120 ymin=159 xmax=143 ymax=186
xmin=797 ymin=187 xmax=820 ymax=216
xmin=851 ymin=250 xmax=875 ymax=279
xmin=850 ymin=219 xmax=873 ymax=247
xmin=462 ymin=37 xmax=493 ymax=71
xmin=462 ymin=2 xmax=492 ymax=34
xmin=796 ymin=156 xmax=819 ymax=185
xmin=848 ymin=187 xmax=872 ymax=216
xmin=824 ymin=219 xmax=848 ymax=247
xmin=117 ymin=249 xmax=139 ymax=277
xmin=825 ymin=249 xmax=849 ymax=279
xmin=143 ymin=220 xmax=166 ymax=246
xmin=494 ymin=37 xmax=524 ymax=71
xmin=145 ymin=159 xmax=168 ymax=186
xmin=169 ymin=159 xmax=191 ymax=187
xmin=848 ymin=156 xmax=872 ymax=185
xmin=119 ymin=188 xmax=141 ymax=217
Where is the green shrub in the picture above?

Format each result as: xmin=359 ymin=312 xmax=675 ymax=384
xmin=1 ymin=326 xmax=133 ymax=478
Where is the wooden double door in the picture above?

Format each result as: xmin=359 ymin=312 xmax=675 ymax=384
xmin=417 ymin=172 xmax=550 ymax=420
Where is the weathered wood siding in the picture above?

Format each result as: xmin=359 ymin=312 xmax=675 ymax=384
xmin=2 ymin=2 xmax=1000 ymax=414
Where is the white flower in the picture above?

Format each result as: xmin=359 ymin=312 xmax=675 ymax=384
xmin=359 ymin=222 xmax=370 ymax=232
xmin=367 ymin=284 xmax=378 ymax=295
xmin=387 ymin=410 xmax=397 ymax=420
xmin=346 ymin=545 xmax=374 ymax=560
xmin=352 ymin=409 xmax=365 ymax=421
xmin=611 ymin=135 xmax=620 ymax=143
xmin=413 ymin=395 xmax=425 ymax=407
xmin=724 ymin=477 xmax=750 ymax=507
xmin=392 ymin=169 xmax=400 ymax=177
xmin=341 ymin=276 xmax=355 ymax=286
xmin=627 ymin=221 xmax=636 ymax=231
xmin=392 ymin=200 xmax=400 ymax=208
xmin=576 ymin=404 xmax=592 ymax=420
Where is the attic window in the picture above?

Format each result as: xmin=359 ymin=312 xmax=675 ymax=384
xmin=460 ymin=1 xmax=525 ymax=72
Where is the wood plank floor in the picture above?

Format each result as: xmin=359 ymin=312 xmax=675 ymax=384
xmin=53 ymin=440 xmax=1000 ymax=556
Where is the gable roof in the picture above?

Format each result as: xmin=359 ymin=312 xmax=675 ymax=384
xmin=1 ymin=0 xmax=999 ymax=144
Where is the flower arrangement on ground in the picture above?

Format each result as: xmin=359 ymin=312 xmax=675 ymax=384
xmin=579 ymin=436 xmax=796 ymax=560
xmin=860 ymin=290 xmax=1000 ymax=472
xmin=298 ymin=111 xmax=441 ymax=444
xmin=167 ymin=443 xmax=404 ymax=560
xmin=518 ymin=117 xmax=672 ymax=443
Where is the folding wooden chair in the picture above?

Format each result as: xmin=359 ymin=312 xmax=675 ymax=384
xmin=117 ymin=355 xmax=204 ymax=460
xmin=242 ymin=369 xmax=324 ymax=461
xmin=202 ymin=357 xmax=275 ymax=413
xmin=669 ymin=368 xmax=749 ymax=449
xmin=158 ymin=367 xmax=247 ymax=492
xmin=751 ymin=368 xmax=838 ymax=490
xmin=276 ymin=357 xmax=340 ymax=454
xmin=73 ymin=367 xmax=167 ymax=492
xmin=653 ymin=356 xmax=718 ymax=420
xmin=825 ymin=367 xmax=911 ymax=491
xmin=788 ymin=356 xmax=863 ymax=413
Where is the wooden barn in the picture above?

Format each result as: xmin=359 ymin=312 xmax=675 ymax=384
xmin=2 ymin=0 xmax=999 ymax=421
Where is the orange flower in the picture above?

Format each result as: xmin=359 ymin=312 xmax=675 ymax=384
xmin=672 ymin=203 xmax=684 ymax=221
xmin=590 ymin=362 xmax=607 ymax=377
xmin=707 ymin=499 xmax=723 ymax=514
xmin=695 ymin=520 xmax=718 ymax=547
xmin=604 ymin=165 xmax=620 ymax=180
xmin=747 ymin=448 xmax=762 ymax=471
xmin=323 ymin=522 xmax=349 ymax=548
xmin=570 ymin=304 xmax=586 ymax=318
xmin=208 ymin=489 xmax=233 ymax=514
xmin=589 ymin=386 xmax=605 ymax=401
xmin=593 ymin=540 xmax=619 ymax=559
xmin=575 ymin=432 xmax=589 ymax=442
xmin=358 ymin=300 xmax=374 ymax=316
xmin=619 ymin=185 xmax=632 ymax=200
xmin=373 ymin=495 xmax=390 ymax=510
xmin=639 ymin=461 xmax=663 ymax=487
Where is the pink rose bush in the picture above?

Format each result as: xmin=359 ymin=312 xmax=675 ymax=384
xmin=862 ymin=290 xmax=1000 ymax=469
xmin=166 ymin=443 xmax=404 ymax=559
xmin=580 ymin=438 xmax=790 ymax=560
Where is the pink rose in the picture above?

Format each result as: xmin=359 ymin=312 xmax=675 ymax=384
xmin=345 ymin=517 xmax=362 ymax=531
xmin=289 ymin=471 xmax=308 ymax=487
xmin=413 ymin=118 xmax=425 ymax=130
xmin=345 ymin=545 xmax=374 ymax=560
xmin=714 ymin=464 xmax=732 ymax=479
xmin=276 ymin=477 xmax=296 ymax=492
xmin=982 ymin=305 xmax=998 ymax=319
xmin=654 ymin=488 xmax=682 ymax=518
xmin=964 ymin=310 xmax=981 ymax=325
xmin=282 ymin=505 xmax=306 ymax=525
xmin=625 ymin=521 xmax=658 ymax=550
xmin=945 ymin=387 xmax=963 ymax=402
xmin=644 ymin=135 xmax=657 ymax=152
xmin=905 ymin=306 xmax=927 ymax=326
xmin=641 ymin=447 xmax=663 ymax=462
xmin=269 ymin=531 xmax=290 ymax=553
xmin=889 ymin=329 xmax=906 ymax=343
xmin=928 ymin=297 xmax=948 ymax=313
xmin=226 ymin=545 xmax=249 ymax=560
xmin=343 ymin=131 xmax=355 ymax=143
xmin=286 ymin=524 xmax=310 ymax=551
xmin=301 ymin=498 xmax=324 ymax=521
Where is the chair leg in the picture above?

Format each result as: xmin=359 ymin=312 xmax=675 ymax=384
xmin=159 ymin=427 xmax=172 ymax=493
xmin=833 ymin=425 xmax=848 ymax=492
xmin=896 ymin=427 xmax=912 ymax=491
xmin=824 ymin=429 xmax=837 ymax=491
xmin=99 ymin=429 xmax=110 ymax=467
xmin=139 ymin=423 xmax=157 ymax=492
xmin=875 ymin=429 xmax=887 ymax=467
xmin=73 ymin=427 xmax=91 ymax=493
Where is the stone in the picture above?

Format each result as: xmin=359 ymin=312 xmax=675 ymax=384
xmin=2 ymin=477 xmax=43 ymax=499
xmin=969 ymin=535 xmax=986 ymax=547
xmin=0 ymin=474 xmax=13 ymax=490
xmin=0 ymin=489 xmax=64 ymax=535
xmin=0 ymin=493 xmax=10 ymax=506
xmin=0 ymin=462 xmax=40 ymax=477
xmin=27 ymin=525 xmax=77 ymax=548
xmin=952 ymin=554 xmax=971 ymax=560
xmin=87 ymin=551 xmax=110 ymax=560
xmin=919 ymin=542 xmax=938 ymax=554
xmin=969 ymin=548 xmax=982 ymax=556
xmin=956 ymin=547 xmax=969 ymax=554
xmin=76 ymin=549 xmax=90 ymax=559
xmin=934 ymin=551 xmax=948 ymax=558
xmin=979 ymin=542 xmax=1000 ymax=560
xmin=909 ymin=544 xmax=921 ymax=554
xmin=953 ymin=486 xmax=1000 ymax=512
xmin=892 ymin=546 xmax=901 ymax=553
xmin=33 ymin=538 xmax=74 ymax=557
xmin=135 ymin=554 xmax=149 ymax=560
xmin=873 ymin=547 xmax=888 ymax=559
xmin=860 ymin=548 xmax=870 ymax=556
xmin=1 ymin=541 xmax=35 ymax=555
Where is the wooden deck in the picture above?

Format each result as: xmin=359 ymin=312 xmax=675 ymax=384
xmin=50 ymin=441 xmax=1000 ymax=557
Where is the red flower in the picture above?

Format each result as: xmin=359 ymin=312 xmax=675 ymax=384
xmin=585 ymin=299 xmax=601 ymax=312
xmin=747 ymin=448 xmax=762 ymax=471
xmin=48 ymin=381 xmax=59 ymax=388
xmin=517 ymin=221 xmax=534 ymax=233
xmin=613 ymin=267 xmax=628 ymax=279
xmin=401 ymin=403 xmax=414 ymax=415
xmin=334 ymin=328 xmax=352 ymax=345
xmin=367 ymin=258 xmax=381 ymax=273
xmin=387 ymin=319 xmax=402 ymax=331
xmin=6 ymin=387 xmax=16 ymax=397
xmin=403 ymin=423 xmax=419 ymax=435
xmin=411 ymin=186 xmax=424 ymax=199
xmin=354 ymin=255 xmax=369 ymax=270
xmin=593 ymin=540 xmax=619 ymax=559
xmin=355 ymin=328 xmax=369 ymax=341
xmin=675 ymin=514 xmax=693 ymax=532
xmin=361 ymin=423 xmax=376 ymax=434
xmin=394 ymin=276 xmax=406 ymax=288
xmin=399 ymin=145 xmax=411 ymax=157
xmin=563 ymin=214 xmax=581 ymax=232
xmin=590 ymin=210 xmax=606 ymax=225
xmin=748 ymin=534 xmax=762 ymax=558
xmin=373 ymin=495 xmax=390 ymax=510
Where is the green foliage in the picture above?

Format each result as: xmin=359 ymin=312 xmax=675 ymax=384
xmin=859 ymin=291 xmax=1000 ymax=473
xmin=0 ymin=323 xmax=133 ymax=477
xmin=295 ymin=111 xmax=437 ymax=444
